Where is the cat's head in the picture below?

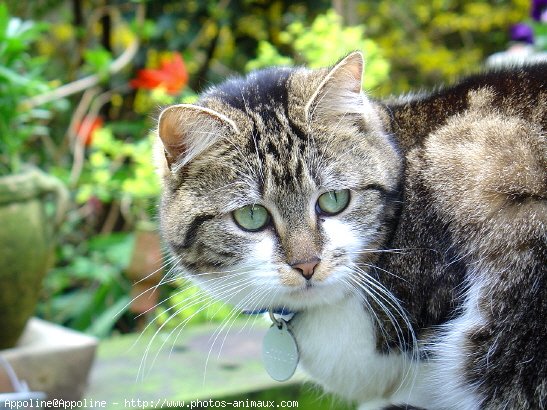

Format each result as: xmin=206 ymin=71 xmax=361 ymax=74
xmin=156 ymin=52 xmax=402 ymax=312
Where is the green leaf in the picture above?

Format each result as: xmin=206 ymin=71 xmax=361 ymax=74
xmin=48 ymin=290 xmax=95 ymax=326
xmin=0 ymin=5 xmax=9 ymax=38
xmin=0 ymin=65 xmax=32 ymax=86
xmin=88 ymin=232 xmax=135 ymax=268
xmin=86 ymin=295 xmax=131 ymax=338
xmin=83 ymin=46 xmax=113 ymax=77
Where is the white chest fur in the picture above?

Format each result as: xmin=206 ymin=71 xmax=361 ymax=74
xmin=289 ymin=296 xmax=429 ymax=409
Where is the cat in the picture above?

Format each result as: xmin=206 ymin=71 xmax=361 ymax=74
xmin=155 ymin=52 xmax=546 ymax=410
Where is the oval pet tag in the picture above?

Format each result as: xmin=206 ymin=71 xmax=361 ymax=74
xmin=262 ymin=319 xmax=299 ymax=382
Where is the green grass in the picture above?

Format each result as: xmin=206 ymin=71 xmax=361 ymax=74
xmin=162 ymin=384 xmax=355 ymax=410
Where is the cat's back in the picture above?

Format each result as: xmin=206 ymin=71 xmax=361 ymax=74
xmin=387 ymin=63 xmax=546 ymax=151
xmin=383 ymin=63 xmax=546 ymax=409
xmin=394 ymin=62 xmax=546 ymax=267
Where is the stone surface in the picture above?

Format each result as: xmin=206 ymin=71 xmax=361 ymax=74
xmin=0 ymin=318 xmax=97 ymax=401
xmin=86 ymin=319 xmax=304 ymax=408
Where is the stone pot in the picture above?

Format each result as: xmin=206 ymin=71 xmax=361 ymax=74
xmin=0 ymin=168 xmax=68 ymax=349
xmin=0 ymin=318 xmax=97 ymax=402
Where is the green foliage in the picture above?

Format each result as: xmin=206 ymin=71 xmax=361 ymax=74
xmin=531 ymin=20 xmax=547 ymax=50
xmin=7 ymin=0 xmax=535 ymax=340
xmin=155 ymin=279 xmax=235 ymax=329
xmin=83 ymin=46 xmax=113 ymax=79
xmin=247 ymin=10 xmax=390 ymax=91
xmin=245 ymin=41 xmax=293 ymax=70
xmin=358 ymin=0 xmax=530 ymax=94
xmin=141 ymin=1 xmax=331 ymax=91
xmin=38 ymin=233 xmax=133 ymax=338
xmin=54 ymin=125 xmax=160 ymax=221
xmin=0 ymin=4 xmax=50 ymax=174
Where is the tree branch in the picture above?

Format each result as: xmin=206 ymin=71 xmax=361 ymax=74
xmin=22 ymin=3 xmax=145 ymax=110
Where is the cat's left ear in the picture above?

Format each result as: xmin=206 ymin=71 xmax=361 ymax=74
xmin=305 ymin=51 xmax=364 ymax=122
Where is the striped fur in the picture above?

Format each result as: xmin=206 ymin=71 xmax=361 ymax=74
xmin=156 ymin=52 xmax=546 ymax=409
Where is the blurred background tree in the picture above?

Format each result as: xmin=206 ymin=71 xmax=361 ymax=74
xmin=1 ymin=0 xmax=538 ymax=338
xmin=358 ymin=0 xmax=531 ymax=94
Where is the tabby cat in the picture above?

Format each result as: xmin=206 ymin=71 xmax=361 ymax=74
xmin=155 ymin=52 xmax=546 ymax=409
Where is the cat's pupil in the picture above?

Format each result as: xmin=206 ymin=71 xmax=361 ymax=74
xmin=233 ymin=204 xmax=270 ymax=232
xmin=316 ymin=189 xmax=350 ymax=216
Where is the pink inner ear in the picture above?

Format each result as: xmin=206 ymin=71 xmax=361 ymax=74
xmin=343 ymin=53 xmax=364 ymax=93
xmin=157 ymin=104 xmax=239 ymax=169
xmin=158 ymin=107 xmax=188 ymax=164
xmin=328 ymin=51 xmax=364 ymax=94
xmin=305 ymin=52 xmax=365 ymax=122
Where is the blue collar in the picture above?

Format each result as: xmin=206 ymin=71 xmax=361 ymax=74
xmin=242 ymin=307 xmax=294 ymax=316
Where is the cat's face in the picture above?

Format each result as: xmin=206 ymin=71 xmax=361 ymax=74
xmin=157 ymin=53 xmax=402 ymax=312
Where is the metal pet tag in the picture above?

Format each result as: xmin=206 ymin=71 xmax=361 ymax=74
xmin=262 ymin=319 xmax=299 ymax=382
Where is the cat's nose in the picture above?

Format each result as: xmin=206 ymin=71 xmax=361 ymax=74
xmin=291 ymin=259 xmax=320 ymax=280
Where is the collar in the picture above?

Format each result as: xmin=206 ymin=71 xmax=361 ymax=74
xmin=242 ymin=307 xmax=293 ymax=315
xmin=242 ymin=307 xmax=296 ymax=323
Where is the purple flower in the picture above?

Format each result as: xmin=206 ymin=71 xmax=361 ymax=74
xmin=510 ymin=23 xmax=535 ymax=44
xmin=531 ymin=0 xmax=547 ymax=21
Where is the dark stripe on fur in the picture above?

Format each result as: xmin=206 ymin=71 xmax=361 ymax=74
xmin=287 ymin=117 xmax=308 ymax=142
xmin=211 ymin=68 xmax=293 ymax=114
xmin=180 ymin=214 xmax=215 ymax=250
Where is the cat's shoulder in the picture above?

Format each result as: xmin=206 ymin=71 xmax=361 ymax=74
xmin=418 ymin=93 xmax=546 ymax=212
xmin=404 ymin=70 xmax=546 ymax=258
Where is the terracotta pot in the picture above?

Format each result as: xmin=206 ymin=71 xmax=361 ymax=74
xmin=126 ymin=222 xmax=164 ymax=317
xmin=0 ymin=168 xmax=68 ymax=349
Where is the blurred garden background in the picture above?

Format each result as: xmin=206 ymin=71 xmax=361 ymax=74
xmin=0 ymin=0 xmax=545 ymax=406
xmin=0 ymin=0 xmax=547 ymax=409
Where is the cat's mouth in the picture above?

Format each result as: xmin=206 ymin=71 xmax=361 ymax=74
xmin=277 ymin=273 xmax=350 ymax=306
xmin=288 ymin=280 xmax=314 ymax=293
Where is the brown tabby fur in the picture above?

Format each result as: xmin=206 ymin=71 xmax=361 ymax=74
xmin=156 ymin=52 xmax=546 ymax=409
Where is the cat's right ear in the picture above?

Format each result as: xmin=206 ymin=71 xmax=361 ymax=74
xmin=157 ymin=104 xmax=238 ymax=171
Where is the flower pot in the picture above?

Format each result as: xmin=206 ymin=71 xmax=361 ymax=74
xmin=0 ymin=355 xmax=46 ymax=409
xmin=0 ymin=318 xmax=97 ymax=402
xmin=0 ymin=168 xmax=68 ymax=349
xmin=126 ymin=222 xmax=164 ymax=320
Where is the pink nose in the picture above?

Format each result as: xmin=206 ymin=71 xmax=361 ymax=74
xmin=291 ymin=259 xmax=320 ymax=280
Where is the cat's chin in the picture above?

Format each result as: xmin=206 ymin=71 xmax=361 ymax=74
xmin=272 ymin=281 xmax=351 ymax=311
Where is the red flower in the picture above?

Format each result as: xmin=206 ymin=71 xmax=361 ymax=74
xmin=130 ymin=52 xmax=189 ymax=94
xmin=76 ymin=116 xmax=103 ymax=146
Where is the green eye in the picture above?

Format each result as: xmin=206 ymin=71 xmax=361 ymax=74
xmin=316 ymin=189 xmax=350 ymax=216
xmin=233 ymin=204 xmax=270 ymax=231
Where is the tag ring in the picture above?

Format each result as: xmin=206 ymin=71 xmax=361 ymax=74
xmin=269 ymin=309 xmax=283 ymax=329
